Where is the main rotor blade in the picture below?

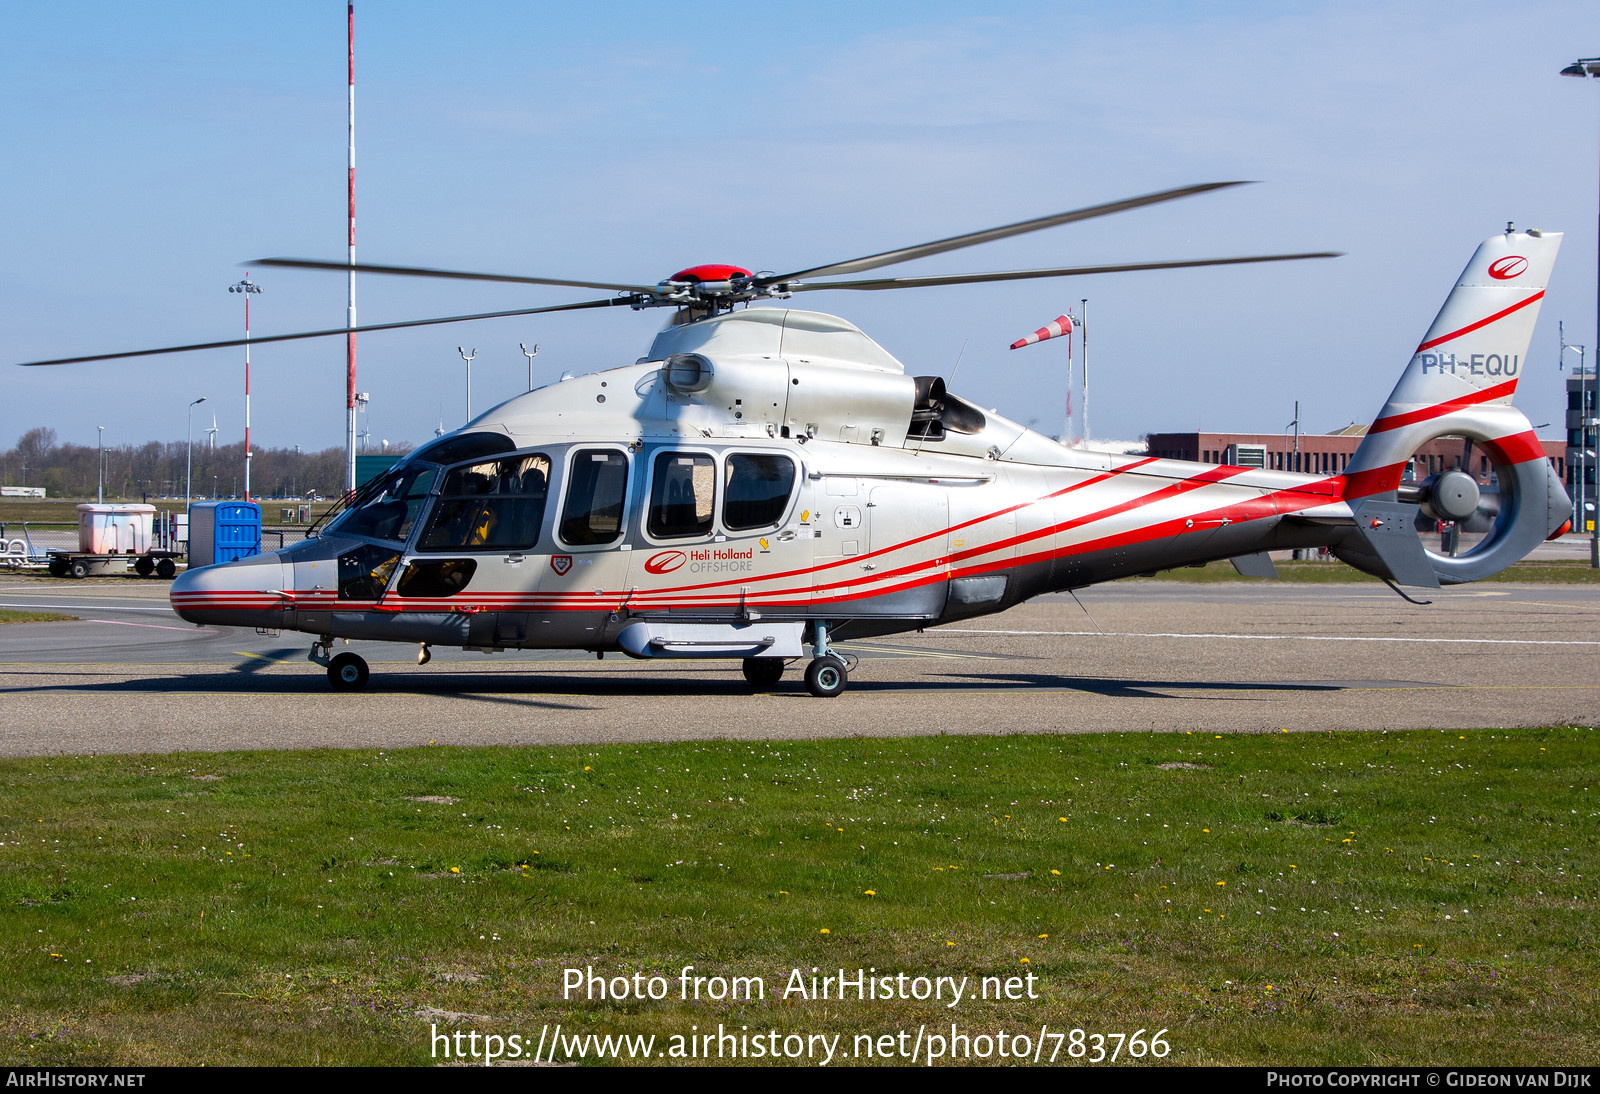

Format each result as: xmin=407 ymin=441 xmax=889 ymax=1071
xmin=251 ymin=257 xmax=657 ymax=295
xmin=759 ymin=181 xmax=1254 ymax=285
xmin=786 ymin=251 xmax=1343 ymax=292
xmin=17 ymin=296 xmax=632 ymax=367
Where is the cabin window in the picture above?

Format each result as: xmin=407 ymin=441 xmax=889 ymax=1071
xmin=648 ymin=452 xmax=715 ymax=538
xmin=334 ymin=465 xmax=436 ymax=544
xmin=417 ymin=453 xmax=550 ymax=551
xmin=723 ymin=452 xmax=795 ymax=530
xmin=559 ymin=449 xmax=629 ymax=546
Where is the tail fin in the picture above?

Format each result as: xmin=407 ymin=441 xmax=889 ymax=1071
xmin=1337 ymin=228 xmax=1571 ymax=584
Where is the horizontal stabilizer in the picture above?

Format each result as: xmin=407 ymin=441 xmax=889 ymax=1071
xmin=1344 ymin=501 xmax=1441 ymax=589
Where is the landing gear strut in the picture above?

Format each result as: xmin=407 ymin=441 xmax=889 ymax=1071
xmin=804 ymin=620 xmax=849 ymax=698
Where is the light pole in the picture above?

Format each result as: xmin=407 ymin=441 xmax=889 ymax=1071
xmin=96 ymin=425 xmax=104 ymax=503
xmin=520 ymin=342 xmax=539 ymax=392
xmin=1560 ymin=56 xmax=1600 ymax=566
xmin=228 ymin=276 xmax=263 ymax=501
xmin=459 ymin=347 xmax=477 ymax=423
xmin=185 ymin=396 xmax=207 ymax=512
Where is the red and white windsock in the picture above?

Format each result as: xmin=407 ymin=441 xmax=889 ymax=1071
xmin=1009 ymin=315 xmax=1073 ymax=350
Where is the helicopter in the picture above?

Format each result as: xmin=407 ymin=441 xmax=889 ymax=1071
xmin=22 ymin=183 xmax=1571 ymax=696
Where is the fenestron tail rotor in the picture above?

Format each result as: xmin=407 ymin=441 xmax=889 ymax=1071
xmin=16 ymin=181 xmax=1340 ymax=368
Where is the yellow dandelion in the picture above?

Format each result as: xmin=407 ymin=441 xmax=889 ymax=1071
xmin=584 ymin=765 xmax=591 ymax=771
xmin=779 ymin=890 xmax=789 ymax=895
xmin=1281 ymin=728 xmax=1288 ymax=733
xmin=1019 ymin=957 xmax=1030 ymax=964
xmin=450 ymin=867 xmax=460 ymax=874
xmin=1050 ymin=869 xmax=1061 ymax=876
xmin=1058 ymin=817 xmax=1068 ymax=822
xmin=428 ymin=740 xmax=435 ymax=745
xmin=1289 ymin=864 xmax=1297 ymax=869
xmin=1216 ymin=881 xmax=1225 ymax=886
xmin=1204 ymin=908 xmax=1212 ymax=913
xmin=946 ymin=941 xmax=955 ymax=946
xmin=864 ymin=890 xmax=876 ymax=896
xmin=819 ymin=928 xmax=830 ymax=934
xmin=1265 ymin=984 xmax=1274 ymax=991
xmin=1203 ymin=828 xmax=1211 ymax=833
xmin=1215 ymin=735 xmax=1222 ymax=739
xmin=1038 ymin=933 xmax=1049 ymax=939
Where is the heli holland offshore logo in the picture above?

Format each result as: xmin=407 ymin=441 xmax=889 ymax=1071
xmin=1487 ymin=255 xmax=1528 ymax=280
xmin=644 ymin=550 xmax=687 ymax=575
xmin=549 ymin=555 xmax=573 ymax=576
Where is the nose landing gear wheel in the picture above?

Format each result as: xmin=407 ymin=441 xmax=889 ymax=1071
xmin=328 ymin=652 xmax=370 ymax=691
xmin=742 ymin=657 xmax=785 ymax=689
xmin=804 ymin=655 xmax=848 ymax=698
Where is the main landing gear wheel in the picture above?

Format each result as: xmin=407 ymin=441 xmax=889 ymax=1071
xmin=328 ymin=652 xmax=370 ymax=691
xmin=742 ymin=657 xmax=785 ymax=689
xmin=804 ymin=655 xmax=848 ymax=698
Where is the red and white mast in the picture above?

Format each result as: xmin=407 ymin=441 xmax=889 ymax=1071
xmin=344 ymin=2 xmax=358 ymax=495
xmin=228 ymin=275 xmax=261 ymax=498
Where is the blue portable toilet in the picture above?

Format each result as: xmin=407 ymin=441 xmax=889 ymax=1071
xmin=188 ymin=501 xmax=262 ymax=567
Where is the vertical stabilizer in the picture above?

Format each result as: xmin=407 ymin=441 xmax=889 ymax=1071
xmin=1346 ymin=228 xmax=1560 ymax=494
xmin=1335 ymin=228 xmax=1570 ymax=585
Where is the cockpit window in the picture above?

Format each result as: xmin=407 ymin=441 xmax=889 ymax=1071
xmin=417 ymin=453 xmax=550 ymax=551
xmin=330 ymin=465 xmax=437 ymax=543
xmin=410 ymin=431 xmax=515 ymax=465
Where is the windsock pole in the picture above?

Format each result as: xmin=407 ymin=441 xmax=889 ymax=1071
xmin=1080 ymin=298 xmax=1089 ymax=449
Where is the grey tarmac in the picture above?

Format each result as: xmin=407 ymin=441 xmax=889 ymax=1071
xmin=0 ymin=575 xmax=1595 ymax=757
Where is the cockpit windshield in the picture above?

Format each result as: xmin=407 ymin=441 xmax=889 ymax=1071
xmin=327 ymin=464 xmax=437 ymax=544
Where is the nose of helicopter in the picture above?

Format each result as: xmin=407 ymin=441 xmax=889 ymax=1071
xmin=170 ymin=554 xmax=291 ymax=628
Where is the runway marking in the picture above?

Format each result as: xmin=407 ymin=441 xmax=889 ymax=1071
xmin=833 ymin=642 xmax=1000 ymax=661
xmin=0 ymin=601 xmax=176 ymax=614
xmin=233 ymin=651 xmax=302 ymax=665
xmin=86 ymin=618 xmax=212 ymax=633
xmin=940 ymin=629 xmax=1600 ymax=647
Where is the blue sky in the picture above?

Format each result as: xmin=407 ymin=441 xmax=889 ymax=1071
xmin=3 ymin=1 xmax=1597 ymax=451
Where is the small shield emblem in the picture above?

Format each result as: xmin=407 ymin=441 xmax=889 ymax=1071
xmin=549 ymin=554 xmax=573 ymax=576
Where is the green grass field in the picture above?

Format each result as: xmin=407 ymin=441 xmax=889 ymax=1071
xmin=0 ymin=610 xmax=75 ymax=624
xmin=1 ymin=728 xmax=1594 ymax=1066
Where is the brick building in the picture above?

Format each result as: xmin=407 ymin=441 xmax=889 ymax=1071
xmin=1144 ymin=425 xmax=1565 ymax=486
